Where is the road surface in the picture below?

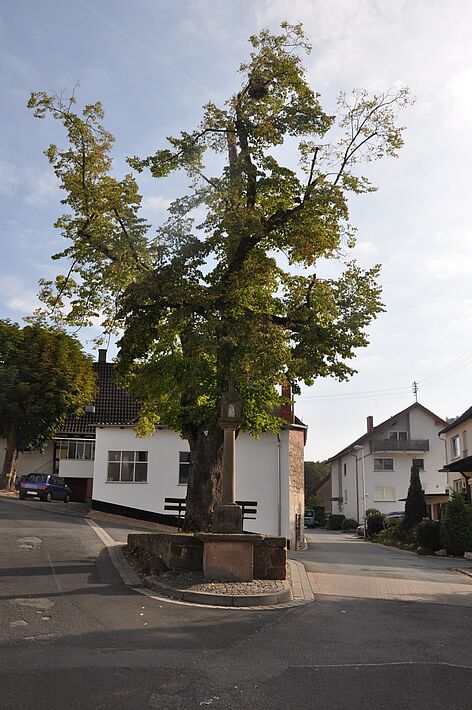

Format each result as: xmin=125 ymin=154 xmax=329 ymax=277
xmin=1 ymin=497 xmax=472 ymax=709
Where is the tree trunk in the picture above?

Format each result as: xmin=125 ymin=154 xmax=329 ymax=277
xmin=182 ymin=427 xmax=225 ymax=532
xmin=0 ymin=425 xmax=18 ymax=491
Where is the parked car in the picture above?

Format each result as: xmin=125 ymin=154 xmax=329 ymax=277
xmin=14 ymin=474 xmax=29 ymax=492
xmin=304 ymin=509 xmax=316 ymax=528
xmin=18 ymin=474 xmax=71 ymax=503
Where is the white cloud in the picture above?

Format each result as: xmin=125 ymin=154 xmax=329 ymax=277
xmin=0 ymin=276 xmax=39 ymax=315
xmin=141 ymin=195 xmax=173 ymax=213
xmin=0 ymin=161 xmax=19 ymax=195
xmin=24 ymin=170 xmax=60 ymax=206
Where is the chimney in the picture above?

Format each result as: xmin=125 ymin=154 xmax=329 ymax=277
xmin=367 ymin=415 xmax=374 ymax=433
xmin=98 ymin=349 xmax=107 ymax=364
xmin=280 ymin=381 xmax=294 ymax=424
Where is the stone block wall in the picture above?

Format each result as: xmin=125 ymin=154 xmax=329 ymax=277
xmin=127 ymin=532 xmax=287 ymax=579
xmin=288 ymin=429 xmax=305 ymax=549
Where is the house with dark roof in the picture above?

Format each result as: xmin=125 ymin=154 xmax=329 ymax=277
xmin=325 ymin=403 xmax=447 ymax=522
xmin=5 ymin=350 xmax=307 ymax=549
xmin=438 ymin=406 xmax=472 ymax=503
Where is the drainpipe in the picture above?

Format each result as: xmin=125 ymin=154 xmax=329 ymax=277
xmin=277 ymin=434 xmax=282 ymax=536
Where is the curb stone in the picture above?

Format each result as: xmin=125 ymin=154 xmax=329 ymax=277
xmin=142 ymin=575 xmax=293 ymax=607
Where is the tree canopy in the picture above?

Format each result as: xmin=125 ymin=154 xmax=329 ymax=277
xmin=0 ymin=321 xmax=96 ymax=489
xmin=28 ymin=23 xmax=412 ymax=529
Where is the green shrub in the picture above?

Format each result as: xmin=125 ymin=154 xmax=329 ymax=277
xmin=440 ymin=492 xmax=472 ymax=556
xmin=415 ymin=519 xmax=441 ymax=552
xmin=366 ymin=512 xmax=385 ymax=537
xmin=327 ymin=514 xmax=345 ymax=530
xmin=375 ymin=529 xmax=394 ymax=545
xmin=404 ymin=465 xmax=427 ymax=531
xmin=342 ymin=518 xmax=358 ymax=530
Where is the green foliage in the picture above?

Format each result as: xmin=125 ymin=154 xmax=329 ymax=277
xmin=304 ymin=460 xmax=329 ymax=500
xmin=365 ymin=508 xmax=382 ymax=517
xmin=342 ymin=518 xmax=358 ymax=530
xmin=28 ymin=24 xmax=412 ymax=529
xmin=0 ymin=320 xmax=96 ymax=486
xmin=366 ymin=512 xmax=385 ymax=537
xmin=440 ymin=492 xmax=472 ymax=556
xmin=327 ymin=514 xmax=345 ymax=530
xmin=404 ymin=465 xmax=427 ymax=531
xmin=415 ymin=519 xmax=441 ymax=552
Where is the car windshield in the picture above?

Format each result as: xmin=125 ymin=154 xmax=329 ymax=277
xmin=25 ymin=474 xmax=48 ymax=483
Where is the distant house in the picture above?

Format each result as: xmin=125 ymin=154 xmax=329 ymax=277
xmin=1 ymin=350 xmax=307 ymax=548
xmin=439 ymin=406 xmax=472 ymax=504
xmin=313 ymin=473 xmax=332 ymax=511
xmin=326 ymin=403 xmax=448 ymax=522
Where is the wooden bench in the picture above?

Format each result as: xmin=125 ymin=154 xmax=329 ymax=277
xmin=164 ymin=497 xmax=258 ymax=529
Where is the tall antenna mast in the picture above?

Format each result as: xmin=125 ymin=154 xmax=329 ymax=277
xmin=412 ymin=381 xmax=418 ymax=403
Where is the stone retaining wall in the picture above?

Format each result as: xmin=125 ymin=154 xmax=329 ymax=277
xmin=127 ymin=532 xmax=287 ymax=580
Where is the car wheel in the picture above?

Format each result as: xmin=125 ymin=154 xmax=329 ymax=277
xmin=19 ymin=492 xmax=26 ymax=500
xmin=44 ymin=492 xmax=52 ymax=502
xmin=64 ymin=493 xmax=70 ymax=503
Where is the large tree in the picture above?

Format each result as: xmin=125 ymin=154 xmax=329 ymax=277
xmin=28 ymin=24 xmax=411 ymax=530
xmin=0 ymin=321 xmax=96 ymax=490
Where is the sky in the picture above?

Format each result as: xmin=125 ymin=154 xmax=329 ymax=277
xmin=1 ymin=0 xmax=472 ymax=462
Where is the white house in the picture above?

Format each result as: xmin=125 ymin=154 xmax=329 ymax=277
xmin=439 ymin=405 xmax=472 ymax=503
xmin=326 ymin=403 xmax=448 ymax=522
xmin=3 ymin=350 xmax=307 ymax=548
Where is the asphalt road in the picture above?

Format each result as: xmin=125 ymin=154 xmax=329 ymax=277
xmin=1 ymin=498 xmax=472 ymax=710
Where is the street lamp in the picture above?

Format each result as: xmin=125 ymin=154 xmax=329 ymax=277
xmin=353 ymin=445 xmax=367 ymax=541
xmin=213 ymin=382 xmax=243 ymax=534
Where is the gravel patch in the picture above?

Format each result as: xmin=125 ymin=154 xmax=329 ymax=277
xmin=151 ymin=569 xmax=287 ymax=595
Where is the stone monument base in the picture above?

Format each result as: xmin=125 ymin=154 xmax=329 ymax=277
xmin=197 ymin=533 xmax=263 ymax=581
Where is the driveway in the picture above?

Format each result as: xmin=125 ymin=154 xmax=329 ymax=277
xmin=298 ymin=528 xmax=472 ymax=606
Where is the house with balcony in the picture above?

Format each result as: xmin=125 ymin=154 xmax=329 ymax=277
xmin=326 ymin=403 xmax=448 ymax=522
xmin=438 ymin=406 xmax=472 ymax=503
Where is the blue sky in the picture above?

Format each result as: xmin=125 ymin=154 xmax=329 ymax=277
xmin=2 ymin=0 xmax=472 ymax=460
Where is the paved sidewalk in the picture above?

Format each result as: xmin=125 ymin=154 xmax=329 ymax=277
xmin=301 ymin=528 xmax=472 ymax=607
xmin=308 ymin=570 xmax=472 ymax=606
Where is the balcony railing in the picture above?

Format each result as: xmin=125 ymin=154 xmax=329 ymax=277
xmin=370 ymin=439 xmax=430 ymax=452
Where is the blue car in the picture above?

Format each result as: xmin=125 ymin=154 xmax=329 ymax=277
xmin=18 ymin=473 xmax=71 ymax=503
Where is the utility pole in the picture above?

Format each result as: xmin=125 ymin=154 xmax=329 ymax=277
xmin=412 ymin=381 xmax=418 ymax=403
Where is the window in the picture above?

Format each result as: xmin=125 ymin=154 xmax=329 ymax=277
xmin=463 ymin=430 xmax=468 ymax=456
xmin=451 ymin=436 xmax=461 ymax=459
xmin=344 ymin=489 xmax=348 ymax=502
xmin=343 ymin=463 xmax=347 ymax=477
xmin=453 ymin=479 xmax=464 ymax=493
xmin=56 ymin=439 xmax=95 ymax=461
xmin=374 ymin=487 xmax=396 ymax=501
xmin=374 ymin=458 xmax=394 ymax=471
xmin=412 ymin=458 xmax=424 ymax=470
xmin=179 ymin=451 xmax=190 ymax=484
xmin=388 ymin=431 xmax=407 ymax=440
xmin=107 ymin=451 xmax=148 ymax=482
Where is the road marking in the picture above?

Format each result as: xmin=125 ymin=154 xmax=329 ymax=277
xmin=84 ymin=517 xmax=117 ymax=546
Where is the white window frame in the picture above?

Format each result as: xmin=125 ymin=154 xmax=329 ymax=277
xmin=451 ymin=435 xmax=461 ymax=459
xmin=388 ymin=431 xmax=408 ymax=441
xmin=107 ymin=450 xmax=148 ymax=483
xmin=374 ymin=458 xmax=394 ymax=471
xmin=374 ymin=487 xmax=396 ymax=502
xmin=56 ymin=438 xmax=95 ymax=461
xmin=178 ymin=451 xmax=190 ymax=485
